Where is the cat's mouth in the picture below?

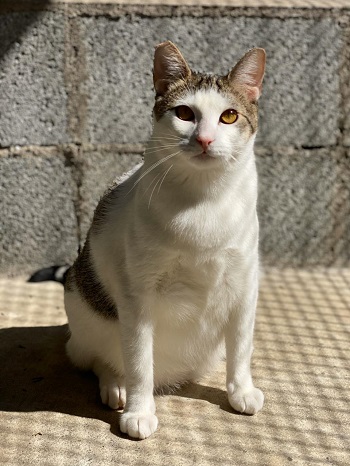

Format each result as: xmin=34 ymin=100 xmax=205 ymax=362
xmin=187 ymin=147 xmax=221 ymax=167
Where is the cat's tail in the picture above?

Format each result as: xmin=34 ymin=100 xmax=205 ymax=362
xmin=28 ymin=265 xmax=70 ymax=285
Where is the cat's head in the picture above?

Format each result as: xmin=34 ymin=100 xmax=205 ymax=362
xmin=152 ymin=41 xmax=265 ymax=170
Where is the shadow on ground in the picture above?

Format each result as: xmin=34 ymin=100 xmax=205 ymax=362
xmin=0 ymin=325 xmax=234 ymax=437
xmin=0 ymin=325 xmax=120 ymax=428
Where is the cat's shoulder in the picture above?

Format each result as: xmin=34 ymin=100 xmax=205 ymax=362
xmin=91 ymin=161 xmax=143 ymax=232
xmin=104 ymin=161 xmax=143 ymax=197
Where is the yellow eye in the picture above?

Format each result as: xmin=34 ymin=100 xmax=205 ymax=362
xmin=175 ymin=105 xmax=195 ymax=121
xmin=220 ymin=109 xmax=238 ymax=125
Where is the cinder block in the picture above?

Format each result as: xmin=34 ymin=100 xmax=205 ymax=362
xmin=78 ymin=145 xmax=143 ymax=243
xmin=331 ymin=148 xmax=350 ymax=266
xmin=0 ymin=147 xmax=78 ymax=276
xmin=81 ymin=15 xmax=341 ymax=147
xmin=256 ymin=147 xmax=349 ymax=266
xmin=0 ymin=12 xmax=67 ymax=146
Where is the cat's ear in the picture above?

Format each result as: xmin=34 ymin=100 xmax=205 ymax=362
xmin=228 ymin=48 xmax=266 ymax=102
xmin=153 ymin=41 xmax=191 ymax=95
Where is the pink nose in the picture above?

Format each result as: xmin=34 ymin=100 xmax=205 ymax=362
xmin=196 ymin=136 xmax=213 ymax=151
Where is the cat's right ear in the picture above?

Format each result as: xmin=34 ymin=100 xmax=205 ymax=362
xmin=153 ymin=41 xmax=191 ymax=96
xmin=228 ymin=48 xmax=266 ymax=102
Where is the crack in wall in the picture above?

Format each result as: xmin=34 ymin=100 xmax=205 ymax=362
xmin=64 ymin=16 xmax=88 ymax=144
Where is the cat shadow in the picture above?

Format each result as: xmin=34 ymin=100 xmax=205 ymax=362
xmin=170 ymin=382 xmax=238 ymax=415
xmin=0 ymin=325 xmax=238 ymax=440
xmin=0 ymin=325 xmax=121 ymax=434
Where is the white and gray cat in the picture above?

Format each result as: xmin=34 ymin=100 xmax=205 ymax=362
xmin=64 ymin=41 xmax=266 ymax=439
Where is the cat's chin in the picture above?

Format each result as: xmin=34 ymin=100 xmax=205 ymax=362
xmin=188 ymin=152 xmax=223 ymax=168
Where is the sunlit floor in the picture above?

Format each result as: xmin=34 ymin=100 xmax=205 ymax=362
xmin=0 ymin=268 xmax=349 ymax=465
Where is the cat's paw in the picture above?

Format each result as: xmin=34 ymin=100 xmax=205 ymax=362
xmin=228 ymin=386 xmax=264 ymax=415
xmin=100 ymin=381 xmax=126 ymax=410
xmin=120 ymin=412 xmax=158 ymax=439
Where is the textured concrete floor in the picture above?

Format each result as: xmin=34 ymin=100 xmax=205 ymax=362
xmin=0 ymin=268 xmax=349 ymax=465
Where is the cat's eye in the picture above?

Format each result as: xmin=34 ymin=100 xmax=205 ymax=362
xmin=175 ymin=106 xmax=195 ymax=122
xmin=220 ymin=109 xmax=238 ymax=125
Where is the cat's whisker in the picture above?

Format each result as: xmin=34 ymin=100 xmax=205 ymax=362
xmin=125 ymin=150 xmax=181 ymax=196
xmin=147 ymin=141 xmax=180 ymax=146
xmin=149 ymin=136 xmax=181 ymax=141
xmin=144 ymin=148 xmax=179 ymax=156
xmin=147 ymin=140 xmax=180 ymax=145
xmin=150 ymin=134 xmax=180 ymax=138
xmin=145 ymin=144 xmax=180 ymax=154
xmin=148 ymin=140 xmax=180 ymax=144
xmin=147 ymin=161 xmax=174 ymax=208
xmin=148 ymin=141 xmax=180 ymax=146
xmin=157 ymin=164 xmax=173 ymax=195
xmin=215 ymin=148 xmax=240 ymax=162
xmin=144 ymin=170 xmax=164 ymax=196
xmin=148 ymin=171 xmax=164 ymax=209
xmin=160 ymin=129 xmax=181 ymax=138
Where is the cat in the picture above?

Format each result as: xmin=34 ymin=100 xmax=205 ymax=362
xmin=63 ymin=41 xmax=266 ymax=440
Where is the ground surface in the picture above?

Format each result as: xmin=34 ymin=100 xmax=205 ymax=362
xmin=0 ymin=268 xmax=349 ymax=466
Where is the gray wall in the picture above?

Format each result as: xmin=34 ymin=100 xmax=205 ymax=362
xmin=1 ymin=2 xmax=349 ymax=275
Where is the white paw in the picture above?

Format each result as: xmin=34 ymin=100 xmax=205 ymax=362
xmin=100 ymin=382 xmax=126 ymax=410
xmin=228 ymin=386 xmax=264 ymax=415
xmin=120 ymin=412 xmax=158 ymax=439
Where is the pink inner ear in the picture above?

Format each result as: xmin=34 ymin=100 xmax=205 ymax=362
xmin=229 ymin=48 xmax=266 ymax=102
xmin=245 ymin=86 xmax=261 ymax=102
xmin=153 ymin=41 xmax=191 ymax=95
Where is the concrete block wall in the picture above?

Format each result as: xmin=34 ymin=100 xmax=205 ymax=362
xmin=1 ymin=1 xmax=349 ymax=275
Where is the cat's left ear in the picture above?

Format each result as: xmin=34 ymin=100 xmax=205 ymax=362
xmin=153 ymin=41 xmax=191 ymax=96
xmin=228 ymin=48 xmax=266 ymax=102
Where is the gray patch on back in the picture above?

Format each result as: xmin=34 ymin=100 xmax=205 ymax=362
xmin=66 ymin=240 xmax=118 ymax=319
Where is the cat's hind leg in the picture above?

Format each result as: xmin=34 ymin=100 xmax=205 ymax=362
xmin=93 ymin=360 xmax=126 ymax=410
xmin=66 ymin=337 xmax=126 ymax=409
xmin=65 ymin=289 xmax=126 ymax=409
xmin=66 ymin=334 xmax=94 ymax=371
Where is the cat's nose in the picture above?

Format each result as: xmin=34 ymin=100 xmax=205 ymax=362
xmin=196 ymin=136 xmax=213 ymax=151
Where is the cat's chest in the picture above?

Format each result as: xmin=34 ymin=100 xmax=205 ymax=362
xmin=149 ymin=252 xmax=237 ymax=320
xmin=164 ymin=202 xmax=235 ymax=252
xmin=155 ymin=255 xmax=215 ymax=294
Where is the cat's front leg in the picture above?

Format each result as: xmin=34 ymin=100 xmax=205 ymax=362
xmin=119 ymin=312 xmax=158 ymax=439
xmin=225 ymin=284 xmax=264 ymax=415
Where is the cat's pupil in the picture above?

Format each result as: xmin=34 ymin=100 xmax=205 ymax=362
xmin=175 ymin=105 xmax=195 ymax=122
